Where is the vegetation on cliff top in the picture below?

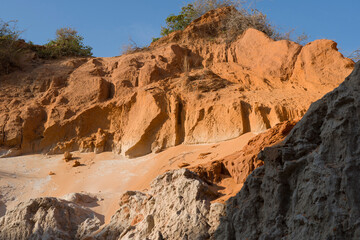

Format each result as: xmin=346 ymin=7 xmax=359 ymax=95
xmin=153 ymin=0 xmax=309 ymax=44
xmin=0 ymin=20 xmax=92 ymax=75
xmin=349 ymin=49 xmax=360 ymax=62
xmin=34 ymin=27 xmax=92 ymax=59
xmin=1 ymin=0 xmax=357 ymax=75
xmin=0 ymin=19 xmax=23 ymax=74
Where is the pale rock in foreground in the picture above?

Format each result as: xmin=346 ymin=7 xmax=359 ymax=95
xmin=93 ymin=169 xmax=224 ymax=240
xmin=0 ymin=197 xmax=102 ymax=240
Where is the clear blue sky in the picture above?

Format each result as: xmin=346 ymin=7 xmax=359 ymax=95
xmin=0 ymin=0 xmax=358 ymax=57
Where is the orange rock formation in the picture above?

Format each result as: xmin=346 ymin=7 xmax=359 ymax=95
xmin=0 ymin=8 xmax=354 ymax=158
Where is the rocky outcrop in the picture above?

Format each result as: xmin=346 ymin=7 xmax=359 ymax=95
xmin=190 ymin=120 xmax=297 ymax=186
xmin=215 ymin=62 xmax=360 ymax=239
xmin=1 ymin=6 xmax=359 ymax=240
xmin=0 ymin=8 xmax=354 ymax=158
xmin=0 ymin=119 xmax=300 ymax=240
xmin=0 ymin=197 xmax=102 ymax=240
xmin=93 ymin=169 xmax=224 ymax=240
xmin=223 ymin=120 xmax=297 ymax=184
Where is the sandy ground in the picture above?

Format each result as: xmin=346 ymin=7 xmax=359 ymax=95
xmin=0 ymin=132 xmax=255 ymax=223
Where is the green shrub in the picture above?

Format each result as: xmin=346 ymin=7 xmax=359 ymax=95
xmin=0 ymin=23 xmax=93 ymax=75
xmin=0 ymin=19 xmax=23 ymax=75
xmin=159 ymin=0 xmax=241 ymax=37
xmin=160 ymin=4 xmax=196 ymax=37
xmin=157 ymin=0 xmax=309 ymax=45
xmin=37 ymin=27 xmax=92 ymax=59
xmin=152 ymin=37 xmax=160 ymax=43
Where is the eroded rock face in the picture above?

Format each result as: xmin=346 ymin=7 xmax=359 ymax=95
xmin=190 ymin=120 xmax=297 ymax=186
xmin=93 ymin=169 xmax=224 ymax=240
xmin=215 ymin=62 xmax=360 ymax=239
xmin=0 ymin=197 xmax=102 ymax=240
xmin=0 ymin=8 xmax=354 ymax=158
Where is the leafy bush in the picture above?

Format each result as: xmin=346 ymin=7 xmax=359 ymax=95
xmin=152 ymin=37 xmax=161 ymax=43
xmin=0 ymin=19 xmax=24 ymax=74
xmin=159 ymin=0 xmax=244 ymax=37
xmin=160 ymin=4 xmax=197 ymax=37
xmin=157 ymin=0 xmax=309 ymax=45
xmin=0 ymin=22 xmax=93 ymax=75
xmin=37 ymin=27 xmax=92 ymax=59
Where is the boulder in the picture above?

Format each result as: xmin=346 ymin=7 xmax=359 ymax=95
xmin=94 ymin=169 xmax=224 ymax=239
xmin=0 ymin=197 xmax=102 ymax=240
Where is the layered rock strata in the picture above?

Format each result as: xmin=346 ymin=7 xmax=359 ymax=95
xmin=0 ymin=8 xmax=353 ymax=158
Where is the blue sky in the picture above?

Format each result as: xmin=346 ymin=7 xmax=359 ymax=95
xmin=0 ymin=0 xmax=358 ymax=57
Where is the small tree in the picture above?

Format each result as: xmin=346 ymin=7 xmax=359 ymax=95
xmin=39 ymin=27 xmax=92 ymax=58
xmin=160 ymin=4 xmax=196 ymax=37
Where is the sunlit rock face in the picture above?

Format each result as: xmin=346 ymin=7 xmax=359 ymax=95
xmin=0 ymin=8 xmax=353 ymax=158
